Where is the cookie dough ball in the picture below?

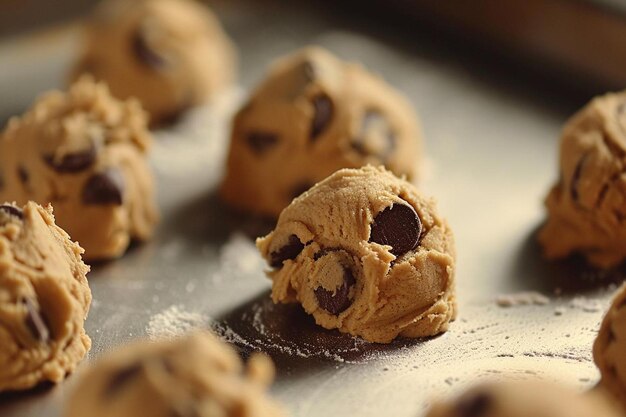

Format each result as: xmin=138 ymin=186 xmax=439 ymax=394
xmin=594 ymin=284 xmax=626 ymax=410
xmin=71 ymin=0 xmax=237 ymax=126
xmin=0 ymin=202 xmax=91 ymax=392
xmin=0 ymin=76 xmax=158 ymax=261
xmin=221 ymin=47 xmax=422 ymax=218
xmin=426 ymin=380 xmax=621 ymax=417
xmin=65 ymin=332 xmax=287 ymax=417
xmin=256 ymin=165 xmax=455 ymax=343
xmin=538 ymin=91 xmax=626 ymax=268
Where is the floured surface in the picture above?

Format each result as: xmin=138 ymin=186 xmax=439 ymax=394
xmin=1 ymin=1 xmax=626 ymax=417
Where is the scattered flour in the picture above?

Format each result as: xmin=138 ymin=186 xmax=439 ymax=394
xmin=210 ymin=233 xmax=266 ymax=285
xmin=567 ymin=297 xmax=604 ymax=313
xmin=146 ymin=305 xmax=209 ymax=340
xmin=496 ymin=291 xmax=550 ymax=307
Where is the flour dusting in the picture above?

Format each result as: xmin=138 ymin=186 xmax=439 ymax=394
xmin=147 ymin=305 xmax=209 ymax=340
xmin=496 ymin=291 xmax=550 ymax=307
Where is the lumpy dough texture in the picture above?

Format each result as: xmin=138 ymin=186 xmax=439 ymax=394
xmin=0 ymin=202 xmax=91 ymax=392
xmin=539 ymin=91 xmax=626 ymax=268
xmin=256 ymin=166 xmax=455 ymax=343
xmin=0 ymin=76 xmax=158 ymax=261
xmin=65 ymin=331 xmax=286 ymax=417
xmin=594 ymin=284 xmax=626 ymax=410
xmin=425 ymin=380 xmax=622 ymax=417
xmin=71 ymin=0 xmax=237 ymax=126
xmin=221 ymin=46 xmax=422 ymax=218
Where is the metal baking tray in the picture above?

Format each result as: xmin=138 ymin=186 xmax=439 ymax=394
xmin=0 ymin=1 xmax=623 ymax=416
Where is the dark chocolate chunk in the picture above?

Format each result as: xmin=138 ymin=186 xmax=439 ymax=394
xmin=455 ymin=392 xmax=492 ymax=417
xmin=17 ymin=166 xmax=29 ymax=184
xmin=82 ymin=168 xmax=125 ymax=205
xmin=369 ymin=203 xmax=422 ymax=256
xmin=104 ymin=362 xmax=143 ymax=397
xmin=43 ymin=147 xmax=97 ymax=173
xmin=246 ymin=132 xmax=279 ymax=155
xmin=132 ymin=30 xmax=167 ymax=69
xmin=24 ymin=297 xmax=50 ymax=343
xmin=351 ymin=110 xmax=396 ymax=160
xmin=310 ymin=94 xmax=333 ymax=140
xmin=269 ymin=234 xmax=304 ymax=268
xmin=0 ymin=204 xmax=24 ymax=220
xmin=314 ymin=266 xmax=356 ymax=315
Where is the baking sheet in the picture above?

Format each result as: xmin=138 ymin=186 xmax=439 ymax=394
xmin=0 ymin=1 xmax=623 ymax=416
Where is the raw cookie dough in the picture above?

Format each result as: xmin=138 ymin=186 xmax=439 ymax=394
xmin=65 ymin=331 xmax=287 ymax=417
xmin=71 ymin=0 xmax=237 ymax=126
xmin=594 ymin=283 xmax=626 ymax=410
xmin=538 ymin=91 xmax=626 ymax=268
xmin=0 ymin=76 xmax=158 ymax=261
xmin=256 ymin=165 xmax=455 ymax=343
xmin=221 ymin=46 xmax=422 ymax=218
xmin=425 ymin=380 xmax=622 ymax=417
xmin=0 ymin=202 xmax=91 ymax=392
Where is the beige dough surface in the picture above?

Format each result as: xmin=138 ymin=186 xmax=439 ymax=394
xmin=425 ymin=380 xmax=622 ymax=417
xmin=256 ymin=166 xmax=455 ymax=343
xmin=538 ymin=91 xmax=626 ymax=268
xmin=65 ymin=331 xmax=286 ymax=417
xmin=0 ymin=202 xmax=91 ymax=392
xmin=594 ymin=283 xmax=626 ymax=411
xmin=0 ymin=77 xmax=159 ymax=261
xmin=221 ymin=46 xmax=422 ymax=218
xmin=70 ymin=0 xmax=237 ymax=126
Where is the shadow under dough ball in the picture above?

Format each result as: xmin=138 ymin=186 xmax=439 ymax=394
xmin=539 ymin=91 xmax=626 ymax=268
xmin=256 ymin=165 xmax=456 ymax=343
xmin=221 ymin=46 xmax=422 ymax=218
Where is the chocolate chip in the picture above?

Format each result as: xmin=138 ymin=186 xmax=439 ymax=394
xmin=246 ymin=132 xmax=279 ymax=155
xmin=314 ymin=266 xmax=356 ymax=315
xmin=570 ymin=154 xmax=588 ymax=202
xmin=132 ymin=30 xmax=167 ymax=69
xmin=17 ymin=166 xmax=29 ymax=184
xmin=455 ymin=392 xmax=492 ymax=417
xmin=269 ymin=234 xmax=304 ymax=268
xmin=0 ymin=204 xmax=23 ymax=220
xmin=104 ymin=362 xmax=143 ymax=397
xmin=43 ymin=147 xmax=96 ymax=173
xmin=351 ymin=110 xmax=396 ymax=160
xmin=24 ymin=298 xmax=50 ymax=344
xmin=310 ymin=94 xmax=333 ymax=140
xmin=82 ymin=168 xmax=125 ymax=205
xmin=369 ymin=203 xmax=422 ymax=256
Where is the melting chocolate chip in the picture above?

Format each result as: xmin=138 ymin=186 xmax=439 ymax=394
xmin=0 ymin=204 xmax=23 ymax=220
xmin=43 ymin=147 xmax=97 ymax=173
xmin=104 ymin=362 xmax=143 ymax=397
xmin=369 ymin=203 xmax=422 ymax=256
xmin=24 ymin=298 xmax=50 ymax=343
xmin=455 ymin=392 xmax=492 ymax=417
xmin=17 ymin=166 xmax=29 ymax=184
xmin=351 ymin=110 xmax=396 ymax=160
xmin=269 ymin=234 xmax=304 ymax=268
xmin=246 ymin=132 xmax=279 ymax=155
xmin=132 ymin=30 xmax=167 ymax=69
xmin=314 ymin=267 xmax=356 ymax=315
xmin=290 ymin=181 xmax=314 ymax=200
xmin=82 ymin=168 xmax=125 ymax=205
xmin=570 ymin=155 xmax=588 ymax=202
xmin=310 ymin=94 xmax=333 ymax=140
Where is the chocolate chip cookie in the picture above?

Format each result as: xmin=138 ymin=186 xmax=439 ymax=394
xmin=0 ymin=76 xmax=158 ymax=261
xmin=256 ymin=165 xmax=455 ymax=343
xmin=221 ymin=46 xmax=422 ymax=218
xmin=0 ymin=202 xmax=91 ymax=392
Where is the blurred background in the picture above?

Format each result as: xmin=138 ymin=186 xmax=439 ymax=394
xmin=2 ymin=0 xmax=626 ymax=104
